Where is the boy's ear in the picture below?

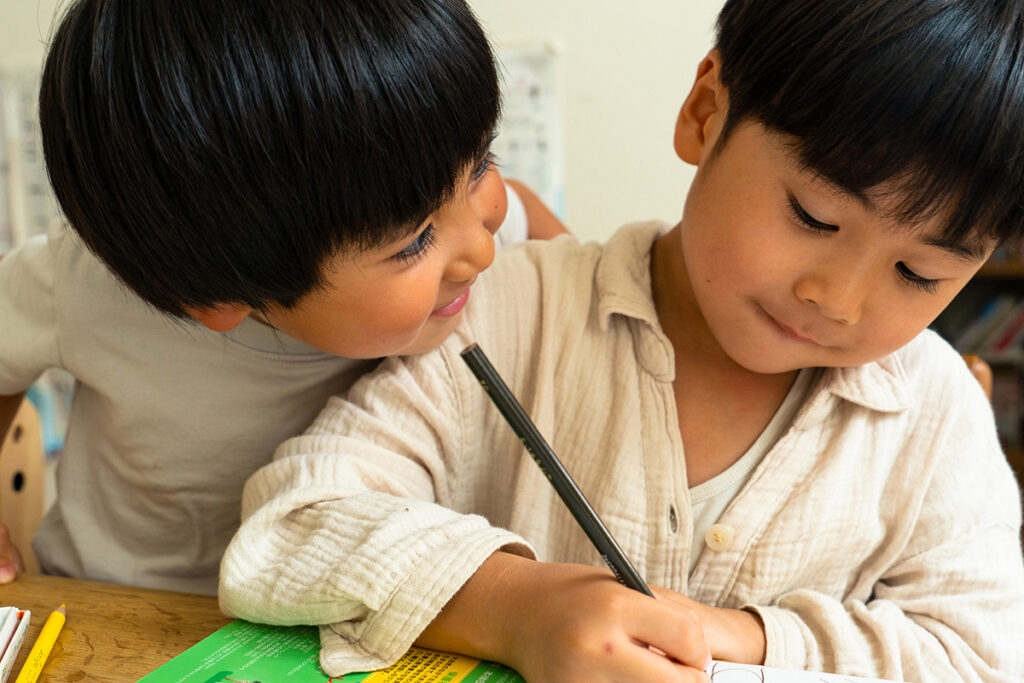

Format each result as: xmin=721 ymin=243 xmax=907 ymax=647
xmin=185 ymin=303 xmax=252 ymax=332
xmin=674 ymin=50 xmax=726 ymax=165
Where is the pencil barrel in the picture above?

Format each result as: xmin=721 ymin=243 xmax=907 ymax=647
xmin=460 ymin=344 xmax=653 ymax=597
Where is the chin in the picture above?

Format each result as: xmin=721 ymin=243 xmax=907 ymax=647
xmin=402 ymin=331 xmax=452 ymax=356
xmin=724 ymin=344 xmax=813 ymax=375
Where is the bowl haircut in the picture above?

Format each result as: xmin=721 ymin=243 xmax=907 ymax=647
xmin=40 ymin=0 xmax=500 ymax=316
xmin=716 ymin=0 xmax=1024 ymax=252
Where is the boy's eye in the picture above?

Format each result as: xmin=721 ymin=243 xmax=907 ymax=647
xmin=471 ymin=151 xmax=496 ymax=182
xmin=393 ymin=224 xmax=438 ymax=264
xmin=896 ymin=261 xmax=939 ymax=293
xmin=787 ymin=194 xmax=838 ymax=233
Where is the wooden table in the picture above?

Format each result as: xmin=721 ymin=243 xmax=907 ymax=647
xmin=0 ymin=573 xmax=231 ymax=681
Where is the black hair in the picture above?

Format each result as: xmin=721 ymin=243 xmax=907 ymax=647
xmin=716 ymin=0 xmax=1024 ymax=249
xmin=39 ymin=0 xmax=500 ymax=316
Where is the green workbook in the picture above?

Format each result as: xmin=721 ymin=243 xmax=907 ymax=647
xmin=138 ymin=619 xmax=525 ymax=683
xmin=139 ymin=619 xmax=902 ymax=682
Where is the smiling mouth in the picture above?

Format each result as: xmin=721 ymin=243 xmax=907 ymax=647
xmin=432 ymin=287 xmax=471 ymax=317
xmin=761 ymin=305 xmax=817 ymax=344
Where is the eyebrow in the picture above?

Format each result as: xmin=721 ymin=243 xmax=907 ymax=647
xmin=810 ymin=177 xmax=989 ymax=262
xmin=919 ymin=234 xmax=989 ymax=262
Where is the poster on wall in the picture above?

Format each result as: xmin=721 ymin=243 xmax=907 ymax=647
xmin=494 ymin=43 xmax=565 ymax=219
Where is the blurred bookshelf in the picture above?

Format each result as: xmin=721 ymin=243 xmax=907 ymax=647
xmin=932 ymin=245 xmax=1024 ymax=484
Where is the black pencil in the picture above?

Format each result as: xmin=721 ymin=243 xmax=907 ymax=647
xmin=460 ymin=343 xmax=653 ymax=597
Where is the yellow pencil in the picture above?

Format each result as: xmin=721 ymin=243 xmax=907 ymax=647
xmin=13 ymin=605 xmax=65 ymax=683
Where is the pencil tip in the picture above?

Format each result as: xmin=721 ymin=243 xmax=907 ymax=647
xmin=57 ymin=604 xmax=66 ymax=614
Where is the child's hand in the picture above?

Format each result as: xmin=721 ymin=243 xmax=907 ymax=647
xmin=504 ymin=561 xmax=711 ymax=682
xmin=421 ymin=552 xmax=711 ymax=682
xmin=0 ymin=523 xmax=24 ymax=583
xmin=651 ymin=586 xmax=767 ymax=666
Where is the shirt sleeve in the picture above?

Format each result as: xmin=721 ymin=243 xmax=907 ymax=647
xmin=218 ymin=342 xmax=534 ymax=676
xmin=492 ymin=182 xmax=528 ymax=249
xmin=0 ymin=235 xmax=61 ymax=393
xmin=748 ymin=371 xmax=1024 ymax=683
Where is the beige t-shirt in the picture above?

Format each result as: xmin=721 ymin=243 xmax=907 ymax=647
xmin=0 ymin=184 xmax=528 ymax=595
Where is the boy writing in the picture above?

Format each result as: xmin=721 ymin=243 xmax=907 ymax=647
xmin=0 ymin=0 xmax=564 ymax=591
xmin=220 ymin=0 xmax=1024 ymax=681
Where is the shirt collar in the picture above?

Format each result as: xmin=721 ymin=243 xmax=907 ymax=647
xmin=594 ymin=222 xmax=676 ymax=380
xmin=592 ymin=221 xmax=912 ymax=413
xmin=819 ymin=352 xmax=911 ymax=413
xmin=595 ymin=221 xmax=669 ymax=331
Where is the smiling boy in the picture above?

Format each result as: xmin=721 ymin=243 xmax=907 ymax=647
xmin=0 ymin=0 xmax=565 ymax=592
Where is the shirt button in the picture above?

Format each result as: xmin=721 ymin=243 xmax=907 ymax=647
xmin=668 ymin=505 xmax=679 ymax=533
xmin=705 ymin=524 xmax=735 ymax=551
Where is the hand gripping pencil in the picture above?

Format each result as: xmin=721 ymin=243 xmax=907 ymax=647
xmin=461 ymin=343 xmax=654 ymax=597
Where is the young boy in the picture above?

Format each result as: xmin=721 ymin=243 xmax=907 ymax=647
xmin=220 ymin=0 xmax=1024 ymax=681
xmin=0 ymin=0 xmax=565 ymax=592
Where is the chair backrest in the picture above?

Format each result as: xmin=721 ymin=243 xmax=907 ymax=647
xmin=962 ymin=353 xmax=993 ymax=401
xmin=0 ymin=399 xmax=44 ymax=573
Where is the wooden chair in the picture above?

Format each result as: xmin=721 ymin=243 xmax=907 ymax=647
xmin=963 ymin=353 xmax=993 ymax=401
xmin=0 ymin=399 xmax=44 ymax=573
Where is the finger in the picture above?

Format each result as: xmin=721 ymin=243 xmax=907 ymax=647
xmin=610 ymin=644 xmax=709 ymax=683
xmin=0 ymin=525 xmax=25 ymax=578
xmin=626 ymin=601 xmax=711 ymax=670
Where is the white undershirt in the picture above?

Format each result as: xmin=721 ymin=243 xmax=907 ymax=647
xmin=687 ymin=367 xmax=820 ymax=575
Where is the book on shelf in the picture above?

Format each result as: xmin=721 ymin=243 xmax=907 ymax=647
xmin=954 ymin=295 xmax=1024 ymax=360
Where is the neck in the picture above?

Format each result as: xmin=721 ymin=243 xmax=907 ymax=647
xmin=649 ymin=222 xmax=797 ymax=392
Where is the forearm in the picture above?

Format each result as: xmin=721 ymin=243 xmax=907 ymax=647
xmin=696 ymin=604 xmax=766 ymax=665
xmin=505 ymin=178 xmax=569 ymax=240
xmin=221 ymin=453 xmax=531 ymax=675
xmin=416 ymin=550 xmax=529 ymax=661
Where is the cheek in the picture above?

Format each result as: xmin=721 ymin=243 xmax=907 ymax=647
xmin=348 ymin=282 xmax=439 ymax=337
xmin=280 ymin=284 xmax=441 ymax=357
xmin=479 ymin=172 xmax=509 ymax=234
xmin=856 ymin=304 xmax=941 ymax=360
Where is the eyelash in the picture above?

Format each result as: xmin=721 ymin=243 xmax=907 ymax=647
xmin=787 ymin=195 xmax=837 ymax=234
xmin=787 ymin=194 xmax=939 ymax=294
xmin=472 ymin=151 xmax=497 ymax=182
xmin=896 ymin=262 xmax=939 ymax=293
xmin=391 ymin=150 xmax=496 ymax=265
xmin=393 ymin=224 xmax=438 ymax=265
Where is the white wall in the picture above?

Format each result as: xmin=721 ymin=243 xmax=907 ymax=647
xmin=1 ymin=1 xmax=721 ymax=243
xmin=1 ymin=1 xmax=64 ymax=71
xmin=472 ymin=1 xmax=720 ymax=241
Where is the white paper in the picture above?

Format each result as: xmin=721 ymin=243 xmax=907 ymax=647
xmin=708 ymin=659 xmax=902 ymax=683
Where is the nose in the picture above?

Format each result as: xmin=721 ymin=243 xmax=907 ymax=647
xmin=793 ymin=267 xmax=868 ymax=326
xmin=444 ymin=222 xmax=495 ymax=283
xmin=444 ymin=174 xmax=506 ymax=283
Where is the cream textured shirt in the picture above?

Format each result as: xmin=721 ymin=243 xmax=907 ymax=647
xmin=220 ymin=223 xmax=1024 ymax=682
